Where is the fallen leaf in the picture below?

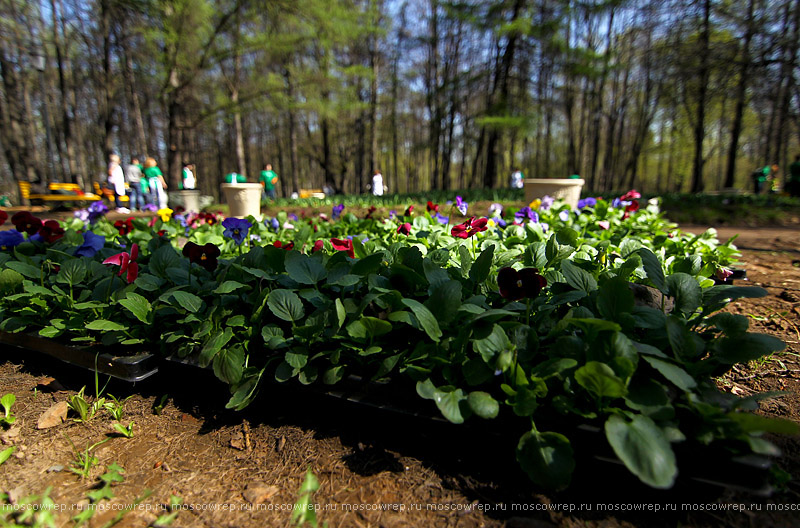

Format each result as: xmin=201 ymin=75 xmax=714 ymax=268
xmin=37 ymin=401 xmax=68 ymax=429
xmin=243 ymin=482 xmax=279 ymax=505
xmin=230 ymin=431 xmax=245 ymax=451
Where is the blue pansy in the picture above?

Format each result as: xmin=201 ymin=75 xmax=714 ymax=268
xmin=0 ymin=230 xmax=25 ymax=250
xmin=455 ymin=196 xmax=468 ymax=215
xmin=577 ymin=197 xmax=597 ymax=209
xmin=540 ymin=195 xmax=554 ymax=211
xmin=332 ymin=204 xmax=344 ymax=220
xmin=87 ymin=202 xmax=108 ymax=224
xmin=558 ymin=210 xmax=570 ymax=222
xmin=433 ymin=213 xmax=449 ymax=225
xmin=515 ymin=207 xmax=539 ymax=223
xmin=74 ymin=231 xmax=106 ymax=257
xmin=222 ymin=217 xmax=253 ymax=245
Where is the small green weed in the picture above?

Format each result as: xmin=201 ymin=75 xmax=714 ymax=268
xmin=112 ymin=421 xmax=135 ymax=438
xmin=0 ymin=393 xmax=16 ymax=427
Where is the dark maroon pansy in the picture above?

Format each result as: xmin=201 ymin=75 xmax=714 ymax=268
xmin=497 ymin=267 xmax=547 ymax=300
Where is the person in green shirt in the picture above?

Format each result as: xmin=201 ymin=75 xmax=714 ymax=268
xmin=143 ymin=157 xmax=168 ymax=209
xmin=752 ymin=166 xmax=769 ymax=194
xmin=259 ymin=164 xmax=279 ymax=200
xmin=225 ymin=172 xmax=247 ymax=184
xmin=789 ymin=155 xmax=800 ymax=198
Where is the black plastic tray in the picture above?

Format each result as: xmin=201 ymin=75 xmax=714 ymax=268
xmin=0 ymin=331 xmax=159 ymax=382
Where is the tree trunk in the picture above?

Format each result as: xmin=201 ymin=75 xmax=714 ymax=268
xmin=690 ymin=0 xmax=711 ymax=193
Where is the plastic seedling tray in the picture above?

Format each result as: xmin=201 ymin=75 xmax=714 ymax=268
xmin=0 ymin=331 xmax=159 ymax=382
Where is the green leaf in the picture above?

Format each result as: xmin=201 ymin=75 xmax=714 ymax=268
xmin=727 ymin=412 xmax=800 ymax=435
xmin=715 ymin=333 xmax=785 ymax=364
xmin=214 ymin=281 xmax=246 ymax=294
xmin=638 ymin=249 xmax=666 ymax=293
xmin=425 ymin=280 xmax=461 ymax=324
xmin=285 ymin=251 xmax=327 ymax=284
xmin=467 ymin=391 xmax=499 ymax=419
xmin=5 ymin=261 xmax=41 ymax=279
xmin=213 ymin=346 xmax=244 ymax=385
xmin=516 ymin=430 xmax=575 ymax=490
xmin=0 ymin=268 xmax=24 ymax=293
xmin=401 ymin=299 xmax=441 ymax=342
xmin=351 ymin=253 xmax=384 ymax=276
xmin=666 ymin=273 xmax=701 ymax=315
xmin=473 ymin=324 xmax=512 ymax=363
xmin=432 ymin=387 xmax=466 ymax=424
xmin=0 ymin=446 xmax=15 ymax=466
xmin=323 ymin=366 xmax=345 ymax=385
xmin=268 ymin=289 xmax=305 ymax=323
xmin=119 ymin=293 xmax=151 ymax=324
xmin=199 ymin=327 xmax=234 ymax=367
xmin=469 ymin=245 xmax=495 ymax=284
xmin=150 ymin=244 xmax=181 ymax=278
xmin=560 ymin=260 xmax=597 ymax=292
xmin=702 ymin=285 xmax=767 ymax=309
xmin=605 ymin=414 xmax=677 ymax=489
xmin=574 ymin=362 xmax=627 ymax=399
xmin=85 ymin=319 xmax=127 ymax=331
xmin=346 ymin=317 xmax=392 ymax=340
xmin=642 ymin=356 xmax=697 ymax=391
xmin=597 ymin=277 xmax=634 ymax=322
xmin=335 ymin=298 xmax=346 ymax=328
xmin=285 ymin=349 xmax=308 ymax=369
xmin=171 ymin=291 xmax=203 ymax=313
xmin=56 ymin=259 xmax=87 ymax=286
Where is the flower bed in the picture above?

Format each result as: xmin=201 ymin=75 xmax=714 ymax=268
xmin=0 ymin=193 xmax=795 ymax=491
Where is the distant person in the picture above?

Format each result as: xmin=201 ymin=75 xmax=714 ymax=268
xmin=124 ymin=157 xmax=144 ymax=211
xmin=144 ymin=157 xmax=168 ymax=209
xmin=224 ymin=172 xmax=246 ymax=183
xmin=752 ymin=166 xmax=769 ymax=194
xmin=569 ymin=173 xmax=581 ymax=179
xmin=511 ymin=169 xmax=524 ymax=189
xmin=370 ymin=170 xmax=384 ymax=196
xmin=768 ymin=164 xmax=780 ymax=194
xmin=259 ymin=164 xmax=279 ymax=199
xmin=108 ymin=154 xmax=129 ymax=213
xmin=789 ymin=154 xmax=800 ymax=198
xmin=182 ymin=163 xmax=196 ymax=190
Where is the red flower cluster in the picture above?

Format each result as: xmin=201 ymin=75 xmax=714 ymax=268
xmin=103 ymin=243 xmax=139 ymax=283
xmin=497 ymin=267 xmax=547 ymax=300
xmin=197 ymin=212 xmax=218 ymax=226
xmin=397 ymin=223 xmax=412 ymax=236
xmin=331 ymin=238 xmax=355 ymax=258
xmin=273 ymin=240 xmax=295 ymax=251
xmin=0 ymin=210 xmax=7 ymax=225
xmin=426 ymin=201 xmax=439 ymax=213
xmin=11 ymin=212 xmax=64 ymax=243
xmin=451 ymin=217 xmax=488 ymax=239
xmin=114 ymin=218 xmax=134 ymax=236
xmin=182 ymin=242 xmax=220 ymax=271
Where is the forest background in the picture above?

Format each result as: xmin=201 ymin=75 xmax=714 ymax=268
xmin=0 ymin=0 xmax=798 ymax=202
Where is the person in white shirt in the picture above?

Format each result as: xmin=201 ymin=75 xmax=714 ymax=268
xmin=108 ymin=154 xmax=129 ymax=213
xmin=182 ymin=163 xmax=196 ymax=190
xmin=371 ymin=170 xmax=384 ymax=196
xmin=511 ymin=169 xmax=524 ymax=189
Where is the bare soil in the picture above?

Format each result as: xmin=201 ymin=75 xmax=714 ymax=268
xmin=1 ymin=225 xmax=800 ymax=528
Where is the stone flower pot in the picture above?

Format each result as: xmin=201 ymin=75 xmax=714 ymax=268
xmin=170 ymin=190 xmax=201 ymax=213
xmin=221 ymin=183 xmax=262 ymax=219
xmin=524 ymin=178 xmax=585 ymax=209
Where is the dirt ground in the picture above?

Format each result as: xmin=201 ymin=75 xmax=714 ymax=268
xmin=1 ymin=225 xmax=800 ymax=528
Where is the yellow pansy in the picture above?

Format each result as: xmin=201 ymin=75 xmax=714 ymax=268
xmin=487 ymin=218 xmax=497 ymax=228
xmin=157 ymin=208 xmax=173 ymax=222
xmin=529 ymin=199 xmax=542 ymax=210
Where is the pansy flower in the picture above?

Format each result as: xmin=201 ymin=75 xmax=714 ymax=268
xmin=0 ymin=230 xmax=24 ymax=251
xmin=497 ymin=267 xmax=547 ymax=300
xmin=715 ymin=267 xmax=733 ymax=281
xmin=427 ymin=201 xmax=439 ymax=213
xmin=331 ymin=238 xmax=355 ymax=258
xmin=36 ymin=220 xmax=65 ymax=243
xmin=11 ymin=211 xmax=43 ymax=236
xmin=74 ymin=209 xmax=90 ymax=223
xmin=103 ymin=243 xmax=139 ymax=283
xmin=433 ymin=212 xmax=449 ymax=225
xmin=621 ymin=190 xmax=641 ymax=201
xmin=529 ymin=198 xmax=542 ymax=210
xmin=268 ymin=217 xmax=280 ymax=232
xmin=397 ymin=223 xmax=412 ymax=236
xmin=576 ymin=197 xmax=597 ymax=209
xmin=455 ymin=196 xmax=468 ymax=215
xmin=87 ymin=201 xmax=109 ymax=223
xmin=451 ymin=217 xmax=488 ymax=239
xmin=312 ymin=240 xmax=324 ymax=253
xmin=198 ymin=212 xmax=217 ymax=225
xmin=114 ymin=218 xmax=134 ymax=236
xmin=288 ymin=213 xmax=298 ymax=221
xmin=273 ymin=240 xmax=295 ymax=251
xmin=74 ymin=231 xmax=106 ymax=258
xmin=0 ymin=210 xmax=7 ymax=225
xmin=365 ymin=206 xmax=377 ymax=220
xmin=222 ymin=217 xmax=253 ymax=245
xmin=488 ymin=203 xmax=504 ymax=217
xmin=157 ymin=208 xmax=173 ymax=222
xmin=182 ymin=242 xmax=220 ymax=271
xmin=514 ymin=207 xmax=539 ymax=224
xmin=404 ymin=205 xmax=414 ymax=216
xmin=625 ymin=200 xmax=639 ymax=213
xmin=540 ymin=195 xmax=554 ymax=211
xmin=598 ymin=220 xmax=610 ymax=230
xmin=332 ymin=204 xmax=345 ymax=220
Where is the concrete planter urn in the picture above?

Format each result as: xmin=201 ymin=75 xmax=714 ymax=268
xmin=171 ymin=190 xmax=201 ymax=213
xmin=523 ymin=178 xmax=585 ymax=209
xmin=221 ymin=183 xmax=262 ymax=218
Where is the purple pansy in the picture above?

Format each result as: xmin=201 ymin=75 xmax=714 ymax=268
xmin=74 ymin=209 xmax=89 ymax=223
xmin=514 ymin=207 xmax=539 ymax=223
xmin=87 ymin=201 xmax=108 ymax=224
xmin=222 ymin=217 xmax=253 ymax=245
xmin=455 ymin=196 xmax=468 ymax=215
xmin=540 ymin=195 xmax=555 ymax=211
xmin=433 ymin=213 xmax=449 ymax=225
xmin=577 ymin=197 xmax=597 ymax=209
xmin=558 ymin=210 xmax=570 ymax=222
xmin=0 ymin=230 xmax=25 ymax=250
xmin=74 ymin=231 xmax=106 ymax=258
xmin=332 ymin=204 xmax=345 ymax=220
